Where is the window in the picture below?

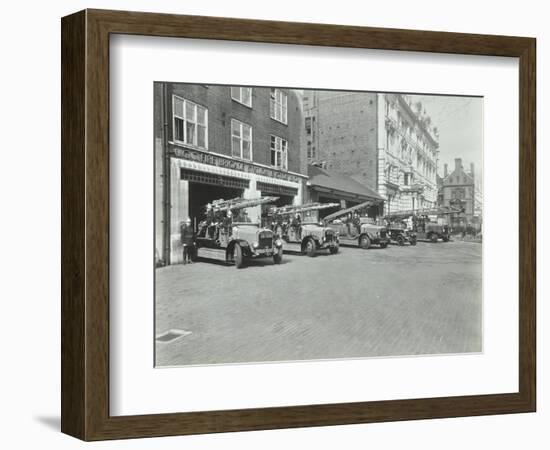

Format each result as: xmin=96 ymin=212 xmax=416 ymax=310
xmin=306 ymin=140 xmax=316 ymax=160
xmin=305 ymin=117 xmax=312 ymax=135
xmin=270 ymin=135 xmax=288 ymax=170
xmin=270 ymin=88 xmax=288 ymax=124
xmin=231 ymin=87 xmax=252 ymax=107
xmin=231 ymin=119 xmax=252 ymax=160
xmin=173 ymin=96 xmax=208 ymax=149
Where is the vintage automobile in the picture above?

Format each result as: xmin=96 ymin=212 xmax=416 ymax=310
xmin=386 ymin=223 xmax=417 ymax=246
xmin=413 ymin=215 xmax=451 ymax=242
xmin=269 ymin=203 xmax=340 ymax=256
xmin=384 ymin=207 xmax=461 ymax=244
xmin=194 ymin=196 xmax=283 ymax=268
xmin=323 ymin=201 xmax=390 ymax=249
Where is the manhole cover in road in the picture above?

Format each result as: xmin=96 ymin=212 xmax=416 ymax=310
xmin=156 ymin=329 xmax=192 ymax=343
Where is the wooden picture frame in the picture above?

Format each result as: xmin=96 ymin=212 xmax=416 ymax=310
xmin=61 ymin=9 xmax=536 ymax=441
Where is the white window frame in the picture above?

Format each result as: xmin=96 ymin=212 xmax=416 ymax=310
xmin=270 ymin=135 xmax=288 ymax=170
xmin=270 ymin=88 xmax=288 ymax=124
xmin=231 ymin=87 xmax=252 ymax=107
xmin=231 ymin=119 xmax=253 ymax=161
xmin=172 ymin=95 xmax=208 ymax=149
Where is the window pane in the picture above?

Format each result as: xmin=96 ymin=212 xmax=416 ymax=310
xmin=269 ymin=100 xmax=275 ymax=118
xmin=231 ymin=87 xmax=239 ymax=100
xmin=242 ymin=124 xmax=251 ymax=141
xmin=174 ymin=98 xmax=184 ymax=117
xmin=186 ymin=121 xmax=195 ymax=144
xmin=175 ymin=117 xmax=184 ymax=141
xmin=231 ymin=120 xmax=240 ymax=137
xmin=270 ymin=135 xmax=276 ymax=149
xmin=186 ymin=102 xmax=196 ymax=122
xmin=232 ymin=137 xmax=241 ymax=157
xmin=271 ymin=150 xmax=276 ymax=166
xmin=242 ymin=141 xmax=250 ymax=160
xmin=197 ymin=125 xmax=206 ymax=148
xmin=242 ymin=88 xmax=251 ymax=105
xmin=197 ymin=107 xmax=206 ymax=126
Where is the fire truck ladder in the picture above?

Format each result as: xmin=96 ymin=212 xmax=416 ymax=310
xmin=270 ymin=202 xmax=340 ymax=216
xmin=209 ymin=196 xmax=279 ymax=212
xmin=322 ymin=200 xmax=377 ymax=223
xmin=385 ymin=206 xmax=463 ymax=219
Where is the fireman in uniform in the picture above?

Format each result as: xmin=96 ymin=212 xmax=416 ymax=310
xmin=180 ymin=217 xmax=195 ymax=264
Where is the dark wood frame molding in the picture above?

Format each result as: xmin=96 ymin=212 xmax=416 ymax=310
xmin=61 ymin=9 xmax=536 ymax=441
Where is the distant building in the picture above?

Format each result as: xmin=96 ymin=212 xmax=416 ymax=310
xmin=155 ymin=83 xmax=307 ymax=264
xmin=439 ymin=158 xmax=481 ymax=230
xmin=303 ymin=91 xmax=439 ymax=214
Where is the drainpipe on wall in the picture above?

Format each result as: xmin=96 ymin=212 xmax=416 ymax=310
xmin=161 ymin=83 xmax=171 ymax=265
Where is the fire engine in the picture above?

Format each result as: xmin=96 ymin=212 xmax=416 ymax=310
xmin=194 ymin=196 xmax=283 ymax=268
xmin=323 ymin=201 xmax=390 ymax=249
xmin=268 ymin=203 xmax=340 ymax=256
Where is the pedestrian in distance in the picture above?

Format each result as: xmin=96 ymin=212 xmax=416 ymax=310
xmin=180 ymin=217 xmax=195 ymax=264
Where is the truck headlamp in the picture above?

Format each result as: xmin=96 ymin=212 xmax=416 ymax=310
xmin=275 ymin=239 xmax=283 ymax=248
xmin=253 ymin=241 xmax=259 ymax=248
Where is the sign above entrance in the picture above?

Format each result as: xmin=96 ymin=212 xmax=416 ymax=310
xmin=171 ymin=144 xmax=304 ymax=184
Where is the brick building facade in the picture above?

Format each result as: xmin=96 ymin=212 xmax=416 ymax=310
xmin=155 ymin=83 xmax=307 ymax=265
xmin=303 ymin=91 xmax=439 ymax=214
xmin=439 ymin=158 xmax=481 ymax=230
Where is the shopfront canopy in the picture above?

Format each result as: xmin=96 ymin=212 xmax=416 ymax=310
xmin=307 ymin=165 xmax=384 ymax=204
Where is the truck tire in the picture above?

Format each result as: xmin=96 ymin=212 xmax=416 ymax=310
xmin=359 ymin=234 xmax=371 ymax=249
xmin=397 ymin=235 xmax=405 ymax=246
xmin=273 ymin=247 xmax=283 ymax=264
xmin=329 ymin=244 xmax=339 ymax=254
xmin=410 ymin=236 xmax=417 ymax=246
xmin=304 ymin=238 xmax=316 ymax=257
xmin=430 ymin=233 xmax=438 ymax=243
xmin=380 ymin=242 xmax=388 ymax=249
xmin=234 ymin=244 xmax=245 ymax=269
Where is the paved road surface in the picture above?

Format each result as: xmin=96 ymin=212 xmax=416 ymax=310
xmin=155 ymin=241 xmax=482 ymax=366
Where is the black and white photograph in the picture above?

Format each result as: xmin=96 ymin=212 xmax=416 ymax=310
xmin=154 ymin=84 xmax=483 ymax=367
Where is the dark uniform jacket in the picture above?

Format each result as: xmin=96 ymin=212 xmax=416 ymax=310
xmin=180 ymin=223 xmax=195 ymax=245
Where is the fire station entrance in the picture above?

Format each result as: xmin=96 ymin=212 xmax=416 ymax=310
xmin=182 ymin=169 xmax=249 ymax=230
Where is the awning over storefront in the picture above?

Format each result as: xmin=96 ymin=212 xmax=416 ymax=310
xmin=307 ymin=165 xmax=384 ymax=203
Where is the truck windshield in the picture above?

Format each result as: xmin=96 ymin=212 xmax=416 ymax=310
xmin=302 ymin=209 xmax=319 ymax=223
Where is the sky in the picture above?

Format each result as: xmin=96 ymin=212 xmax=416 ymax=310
xmin=410 ymin=94 xmax=483 ymax=179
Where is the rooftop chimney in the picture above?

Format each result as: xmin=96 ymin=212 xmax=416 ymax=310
xmin=455 ymin=158 xmax=462 ymax=170
xmin=444 ymin=163 xmax=448 ymax=177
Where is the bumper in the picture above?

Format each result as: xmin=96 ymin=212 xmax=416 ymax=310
xmin=374 ymin=237 xmax=390 ymax=246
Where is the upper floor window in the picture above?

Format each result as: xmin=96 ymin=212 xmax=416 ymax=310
xmin=231 ymin=119 xmax=252 ymax=161
xmin=173 ymin=96 xmax=208 ymax=149
xmin=270 ymin=89 xmax=288 ymax=124
xmin=270 ymin=135 xmax=288 ymax=170
xmin=231 ymin=87 xmax=252 ymax=107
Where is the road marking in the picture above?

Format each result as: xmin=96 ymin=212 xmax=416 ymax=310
xmin=156 ymin=329 xmax=192 ymax=344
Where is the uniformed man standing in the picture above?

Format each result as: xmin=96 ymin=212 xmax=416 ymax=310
xmin=180 ymin=217 xmax=195 ymax=264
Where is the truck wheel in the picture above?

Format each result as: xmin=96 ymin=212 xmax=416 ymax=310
xmin=442 ymin=236 xmax=449 ymax=242
xmin=273 ymin=247 xmax=283 ymax=264
xmin=359 ymin=235 xmax=371 ymax=249
xmin=380 ymin=242 xmax=388 ymax=249
xmin=234 ymin=244 xmax=245 ymax=269
xmin=397 ymin=235 xmax=405 ymax=246
xmin=304 ymin=239 xmax=316 ymax=257
xmin=430 ymin=233 xmax=438 ymax=243
xmin=329 ymin=244 xmax=339 ymax=254
xmin=410 ymin=236 xmax=417 ymax=246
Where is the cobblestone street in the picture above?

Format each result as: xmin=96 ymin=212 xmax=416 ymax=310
xmin=155 ymin=241 xmax=482 ymax=366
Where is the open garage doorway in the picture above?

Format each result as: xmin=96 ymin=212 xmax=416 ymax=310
xmin=187 ymin=182 xmax=244 ymax=230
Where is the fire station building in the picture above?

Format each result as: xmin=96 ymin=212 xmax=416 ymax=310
xmin=155 ymin=83 xmax=307 ymax=265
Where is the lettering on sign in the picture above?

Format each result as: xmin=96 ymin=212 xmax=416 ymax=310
xmin=171 ymin=145 xmax=301 ymax=183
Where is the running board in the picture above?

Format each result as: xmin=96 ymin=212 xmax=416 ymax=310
xmin=196 ymin=247 xmax=228 ymax=262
